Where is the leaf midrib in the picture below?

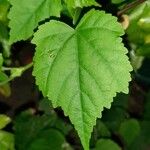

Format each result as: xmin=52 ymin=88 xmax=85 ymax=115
xmin=75 ymin=32 xmax=87 ymax=148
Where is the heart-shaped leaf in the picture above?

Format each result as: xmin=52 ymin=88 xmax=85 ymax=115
xmin=32 ymin=10 xmax=132 ymax=150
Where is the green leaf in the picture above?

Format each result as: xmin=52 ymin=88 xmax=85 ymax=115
xmin=38 ymin=98 xmax=54 ymax=115
xmin=112 ymin=93 xmax=129 ymax=109
xmin=0 ymin=0 xmax=9 ymax=24
xmin=8 ymin=0 xmax=62 ymax=43
xmin=126 ymin=1 xmax=150 ymax=54
xmin=0 ymin=82 xmax=11 ymax=97
xmin=126 ymin=2 xmax=147 ymax=45
xmin=101 ymin=94 xmax=129 ymax=131
xmin=95 ymin=139 xmax=121 ymax=150
xmin=14 ymin=112 xmax=70 ymax=150
xmin=129 ymin=121 xmax=150 ymax=150
xmin=64 ymin=0 xmax=99 ymax=8
xmin=0 ymin=130 xmax=15 ymax=150
xmin=15 ymin=113 xmax=55 ymax=150
xmin=119 ymin=119 xmax=141 ymax=146
xmin=90 ymin=120 xmax=111 ymax=148
xmin=0 ymin=71 xmax=8 ymax=82
xmin=0 ymin=22 xmax=8 ymax=40
xmin=137 ymin=2 xmax=150 ymax=33
xmin=32 ymin=10 xmax=132 ymax=150
xmin=72 ymin=8 xmax=82 ymax=25
xmin=139 ymin=121 xmax=150 ymax=147
xmin=111 ymin=0 xmax=124 ymax=4
xmin=95 ymin=120 xmax=111 ymax=138
xmin=0 ymin=53 xmax=3 ymax=69
xmin=136 ymin=44 xmax=150 ymax=56
xmin=39 ymin=99 xmax=72 ymax=135
xmin=63 ymin=0 xmax=100 ymax=24
xmin=0 ymin=115 xmax=11 ymax=129
xmin=0 ymin=71 xmax=11 ymax=97
xmin=28 ymin=129 xmax=65 ymax=150
xmin=0 ymin=0 xmax=9 ymax=4
xmin=102 ymin=107 xmax=128 ymax=131
xmin=143 ymin=92 xmax=150 ymax=120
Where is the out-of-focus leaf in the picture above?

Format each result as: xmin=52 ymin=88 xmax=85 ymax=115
xmin=129 ymin=121 xmax=150 ymax=150
xmin=72 ymin=7 xmax=82 ymax=25
xmin=113 ymin=93 xmax=129 ymax=109
xmin=0 ymin=71 xmax=8 ymax=82
xmin=95 ymin=139 xmax=121 ymax=150
xmin=91 ymin=120 xmax=111 ymax=147
xmin=0 ymin=54 xmax=11 ymax=96
xmin=0 ymin=83 xmax=11 ymax=97
xmin=38 ymin=98 xmax=53 ymax=115
xmin=90 ymin=120 xmax=111 ymax=148
xmin=0 ymin=53 xmax=3 ymax=69
xmin=141 ymin=121 xmax=150 ymax=141
xmin=136 ymin=58 xmax=150 ymax=85
xmin=15 ymin=112 xmax=71 ymax=150
xmin=0 ymin=0 xmax=9 ymax=24
xmin=111 ymin=0 xmax=135 ymax=4
xmin=111 ymin=0 xmax=124 ymax=4
xmin=0 ymin=114 xmax=11 ymax=129
xmin=95 ymin=120 xmax=111 ymax=138
xmin=139 ymin=121 xmax=150 ymax=148
xmin=39 ymin=99 xmax=72 ymax=135
xmin=143 ymin=92 xmax=150 ymax=120
xmin=102 ymin=107 xmax=128 ymax=131
xmin=136 ymin=44 xmax=150 ymax=56
xmin=0 ymin=71 xmax=11 ymax=97
xmin=28 ymin=129 xmax=65 ymax=150
xmin=15 ymin=113 xmax=56 ymax=150
xmin=127 ymin=1 xmax=150 ymax=45
xmin=127 ymin=1 xmax=150 ymax=57
xmin=0 ymin=70 xmax=11 ymax=97
xmin=0 ymin=22 xmax=8 ymax=40
xmin=0 ymin=130 xmax=15 ymax=150
xmin=130 ymin=50 xmax=144 ymax=70
xmin=54 ymin=118 xmax=72 ymax=135
xmin=138 ymin=3 xmax=150 ymax=33
xmin=119 ymin=119 xmax=141 ymax=146
xmin=102 ymin=93 xmax=129 ymax=132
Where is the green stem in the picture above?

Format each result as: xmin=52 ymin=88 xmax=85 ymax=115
xmin=0 ymin=62 xmax=33 ymax=86
xmin=2 ymin=62 xmax=33 ymax=71
xmin=0 ymin=76 xmax=14 ymax=86
xmin=22 ymin=62 xmax=33 ymax=71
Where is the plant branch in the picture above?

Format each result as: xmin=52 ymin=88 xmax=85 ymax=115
xmin=2 ymin=62 xmax=33 ymax=71
xmin=0 ymin=62 xmax=33 ymax=86
xmin=117 ymin=0 xmax=146 ymax=16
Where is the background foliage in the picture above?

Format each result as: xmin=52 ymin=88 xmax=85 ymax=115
xmin=0 ymin=0 xmax=150 ymax=150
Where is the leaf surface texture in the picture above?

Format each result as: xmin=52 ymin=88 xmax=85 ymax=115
xmin=32 ymin=10 xmax=132 ymax=150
